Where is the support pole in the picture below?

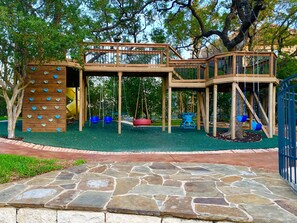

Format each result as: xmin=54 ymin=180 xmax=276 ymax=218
xmin=268 ymin=83 xmax=273 ymax=138
xmin=272 ymin=85 xmax=276 ymax=135
xmin=231 ymin=82 xmax=237 ymax=139
xmin=213 ymin=84 xmax=218 ymax=137
xmin=118 ymin=72 xmax=122 ymax=134
xmin=168 ymin=72 xmax=172 ymax=133
xmin=205 ymin=87 xmax=210 ymax=133
xmin=79 ymin=69 xmax=83 ymax=131
xmin=162 ymin=77 xmax=166 ymax=131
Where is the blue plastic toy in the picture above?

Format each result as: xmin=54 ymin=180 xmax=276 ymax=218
xmin=252 ymin=120 xmax=262 ymax=131
xmin=237 ymin=115 xmax=247 ymax=122
xmin=104 ymin=116 xmax=112 ymax=124
xmin=90 ymin=116 xmax=100 ymax=124
xmin=180 ymin=112 xmax=196 ymax=129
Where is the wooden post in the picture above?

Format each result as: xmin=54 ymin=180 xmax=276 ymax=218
xmin=84 ymin=77 xmax=88 ymax=123
xmin=118 ymin=72 xmax=122 ymax=134
xmin=273 ymin=85 xmax=276 ymax=135
xmin=232 ymin=54 xmax=236 ymax=76
xmin=214 ymin=58 xmax=218 ymax=77
xmin=268 ymin=83 xmax=273 ymax=138
xmin=231 ymin=82 xmax=236 ymax=139
xmin=205 ymin=87 xmax=210 ymax=133
xmin=166 ymin=45 xmax=169 ymax=67
xmin=162 ymin=77 xmax=166 ymax=131
xmin=79 ymin=69 xmax=83 ymax=131
xmin=197 ymin=92 xmax=201 ymax=130
xmin=168 ymin=72 xmax=172 ymax=133
xmin=249 ymin=93 xmax=254 ymax=130
xmin=213 ymin=84 xmax=218 ymax=137
xmin=269 ymin=53 xmax=274 ymax=77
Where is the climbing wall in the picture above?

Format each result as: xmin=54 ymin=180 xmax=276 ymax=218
xmin=22 ymin=65 xmax=67 ymax=132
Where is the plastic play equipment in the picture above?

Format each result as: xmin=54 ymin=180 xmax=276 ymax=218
xmin=133 ymin=118 xmax=151 ymax=126
xmin=104 ymin=116 xmax=112 ymax=124
xmin=180 ymin=112 xmax=196 ymax=129
xmin=133 ymin=78 xmax=151 ymax=126
xmin=90 ymin=116 xmax=100 ymax=124
xmin=66 ymin=88 xmax=79 ymax=119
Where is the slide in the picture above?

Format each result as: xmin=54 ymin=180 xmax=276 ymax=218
xmin=66 ymin=88 xmax=80 ymax=119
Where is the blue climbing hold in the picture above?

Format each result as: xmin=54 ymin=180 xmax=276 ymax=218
xmin=46 ymin=97 xmax=51 ymax=101
xmin=55 ymin=115 xmax=61 ymax=119
xmin=37 ymin=115 xmax=43 ymax=120
xmin=56 ymin=67 xmax=61 ymax=71
xmin=57 ymin=89 xmax=62 ymax=93
xmin=43 ymin=88 xmax=48 ymax=92
xmin=29 ymin=98 xmax=34 ymax=102
xmin=53 ymin=74 xmax=59 ymax=79
xmin=27 ymin=128 xmax=32 ymax=132
xmin=31 ymin=106 xmax=37 ymax=111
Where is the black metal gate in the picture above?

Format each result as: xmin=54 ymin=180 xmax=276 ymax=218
xmin=278 ymin=74 xmax=297 ymax=192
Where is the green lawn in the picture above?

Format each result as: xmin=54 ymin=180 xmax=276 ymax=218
xmin=0 ymin=154 xmax=85 ymax=183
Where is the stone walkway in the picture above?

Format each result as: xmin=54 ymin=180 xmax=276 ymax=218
xmin=0 ymin=162 xmax=297 ymax=223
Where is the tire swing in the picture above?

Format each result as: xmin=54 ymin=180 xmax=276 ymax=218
xmin=133 ymin=78 xmax=151 ymax=126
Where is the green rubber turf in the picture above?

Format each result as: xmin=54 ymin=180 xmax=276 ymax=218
xmin=0 ymin=121 xmax=278 ymax=152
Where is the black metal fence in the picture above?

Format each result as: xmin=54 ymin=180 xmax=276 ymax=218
xmin=278 ymin=74 xmax=297 ymax=192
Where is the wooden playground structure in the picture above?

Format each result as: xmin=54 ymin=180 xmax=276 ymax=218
xmin=23 ymin=42 xmax=278 ymax=139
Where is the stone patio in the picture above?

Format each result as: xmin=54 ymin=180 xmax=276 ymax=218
xmin=0 ymin=162 xmax=296 ymax=223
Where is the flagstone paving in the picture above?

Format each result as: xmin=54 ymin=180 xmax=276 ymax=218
xmin=0 ymin=162 xmax=296 ymax=222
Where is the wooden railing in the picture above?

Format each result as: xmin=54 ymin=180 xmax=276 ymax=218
xmin=83 ymin=43 xmax=277 ymax=81
xmin=83 ymin=42 xmax=182 ymax=67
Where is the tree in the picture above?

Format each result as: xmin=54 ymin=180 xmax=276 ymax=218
xmin=152 ymin=0 xmax=268 ymax=138
xmin=0 ymin=1 xmax=86 ymax=138
xmin=154 ymin=0 xmax=267 ymax=55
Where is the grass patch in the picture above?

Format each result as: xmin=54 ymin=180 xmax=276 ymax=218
xmin=0 ymin=154 xmax=85 ymax=184
xmin=0 ymin=116 xmax=7 ymax=121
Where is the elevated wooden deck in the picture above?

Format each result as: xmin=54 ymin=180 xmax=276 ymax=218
xmin=25 ymin=42 xmax=278 ymax=139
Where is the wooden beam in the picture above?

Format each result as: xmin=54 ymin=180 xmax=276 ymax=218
xmin=79 ymin=69 xmax=83 ymax=131
xmin=118 ymin=72 xmax=122 ymax=134
xmin=168 ymin=72 xmax=172 ymax=133
xmin=253 ymin=92 xmax=269 ymax=125
xmin=205 ymin=87 xmax=210 ymax=133
xmin=213 ymin=84 xmax=218 ymax=137
xmin=235 ymin=85 xmax=270 ymax=138
xmin=268 ymin=83 xmax=273 ymax=138
xmin=162 ymin=77 xmax=166 ymax=131
xmin=231 ymin=82 xmax=236 ymax=139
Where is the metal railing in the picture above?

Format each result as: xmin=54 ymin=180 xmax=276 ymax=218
xmin=278 ymin=74 xmax=297 ymax=192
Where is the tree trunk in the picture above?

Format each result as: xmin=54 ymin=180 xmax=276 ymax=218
xmin=7 ymin=108 xmax=16 ymax=139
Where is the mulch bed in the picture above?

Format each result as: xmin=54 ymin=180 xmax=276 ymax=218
xmin=0 ymin=136 xmax=24 ymax=141
xmin=208 ymin=130 xmax=262 ymax=143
